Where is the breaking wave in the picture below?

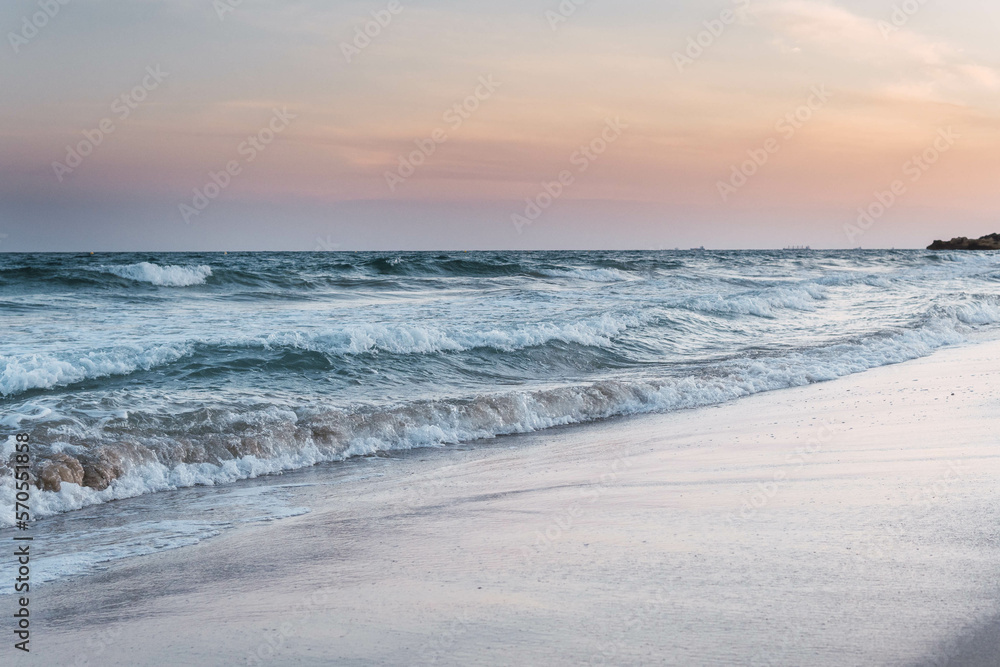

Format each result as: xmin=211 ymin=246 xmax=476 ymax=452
xmin=0 ymin=345 xmax=192 ymax=397
xmin=0 ymin=301 xmax=989 ymax=526
xmin=97 ymin=262 xmax=212 ymax=286
xmin=3 ymin=249 xmax=1000 ymax=527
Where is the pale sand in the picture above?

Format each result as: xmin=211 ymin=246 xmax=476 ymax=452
xmin=12 ymin=339 xmax=1000 ymax=666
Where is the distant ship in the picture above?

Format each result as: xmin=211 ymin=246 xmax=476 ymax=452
xmin=783 ymin=245 xmax=811 ymax=251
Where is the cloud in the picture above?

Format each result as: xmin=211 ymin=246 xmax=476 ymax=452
xmin=755 ymin=0 xmax=998 ymax=102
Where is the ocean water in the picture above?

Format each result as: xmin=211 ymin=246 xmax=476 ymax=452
xmin=3 ymin=249 xmax=1000 ymax=526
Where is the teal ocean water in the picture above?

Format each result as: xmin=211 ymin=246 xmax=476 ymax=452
xmin=3 ymin=249 xmax=1000 ymax=524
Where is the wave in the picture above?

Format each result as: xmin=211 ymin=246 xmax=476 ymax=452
xmin=96 ymin=262 xmax=212 ymax=287
xmin=682 ymin=285 xmax=827 ymax=318
xmin=0 ymin=305 xmax=985 ymax=527
xmin=361 ymin=255 xmax=548 ymax=279
xmin=0 ymin=315 xmax=654 ymax=398
xmin=3 ymin=290 xmax=998 ymax=400
xmin=5 ymin=250 xmax=1000 ymax=528
xmin=357 ymin=257 xmax=642 ymax=282
xmin=540 ymin=267 xmax=637 ymax=282
xmin=0 ymin=344 xmax=192 ymax=396
xmin=927 ymin=294 xmax=1000 ymax=326
xmin=2 ymin=251 xmax=997 ymax=293
xmin=256 ymin=314 xmax=648 ymax=356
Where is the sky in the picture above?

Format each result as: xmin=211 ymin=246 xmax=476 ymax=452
xmin=1 ymin=0 xmax=998 ymax=251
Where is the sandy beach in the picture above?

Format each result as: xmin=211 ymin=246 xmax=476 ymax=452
xmin=9 ymin=338 xmax=1000 ymax=666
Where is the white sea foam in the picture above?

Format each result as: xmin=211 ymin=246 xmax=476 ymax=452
xmin=258 ymin=313 xmax=650 ymax=356
xmin=15 ymin=521 xmax=225 ymax=587
xmin=0 ymin=315 xmax=647 ymax=397
xmin=542 ymin=267 xmax=636 ymax=282
xmin=944 ymin=298 xmax=1000 ymax=326
xmin=685 ymin=285 xmax=826 ymax=318
xmin=0 ymin=444 xmax=329 ymax=529
xmin=0 ymin=485 xmax=310 ymax=591
xmin=0 ymin=344 xmax=192 ymax=396
xmin=99 ymin=262 xmax=212 ymax=286
xmin=0 ymin=308 xmax=988 ymax=529
xmin=6 ymin=252 xmax=1000 ymax=532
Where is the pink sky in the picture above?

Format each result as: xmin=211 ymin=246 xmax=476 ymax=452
xmin=1 ymin=0 xmax=999 ymax=249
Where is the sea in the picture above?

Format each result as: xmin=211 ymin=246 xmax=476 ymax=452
xmin=2 ymin=249 xmax=1000 ymax=578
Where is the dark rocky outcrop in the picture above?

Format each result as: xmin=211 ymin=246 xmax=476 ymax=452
xmin=928 ymin=234 xmax=1000 ymax=250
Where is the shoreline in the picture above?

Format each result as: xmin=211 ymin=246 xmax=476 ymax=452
xmin=8 ymin=339 xmax=1000 ymax=665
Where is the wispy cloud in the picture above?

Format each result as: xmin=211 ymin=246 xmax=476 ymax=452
xmin=756 ymin=0 xmax=999 ymax=102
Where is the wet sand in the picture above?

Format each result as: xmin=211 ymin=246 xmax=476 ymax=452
xmin=9 ymin=339 xmax=1000 ymax=666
